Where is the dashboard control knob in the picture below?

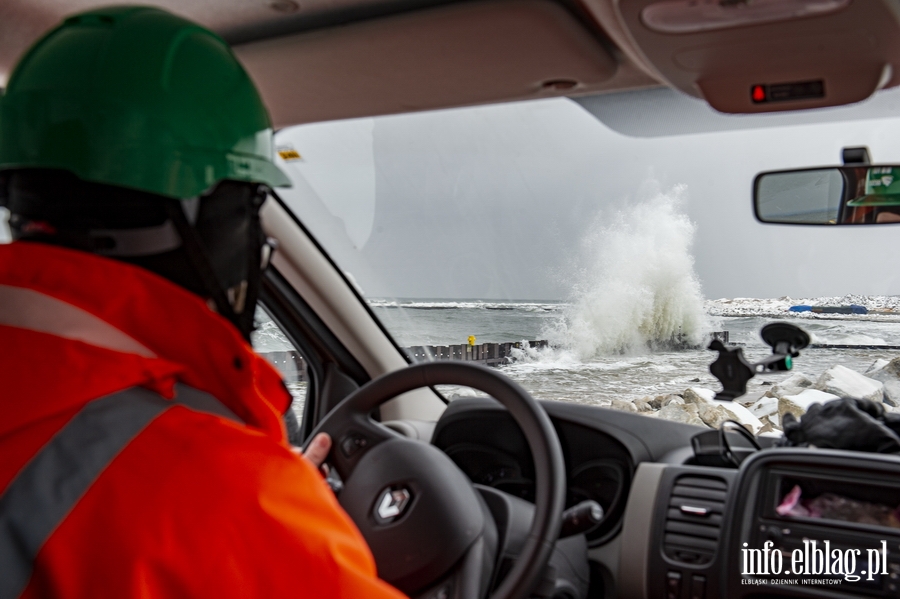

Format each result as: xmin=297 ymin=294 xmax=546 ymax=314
xmin=339 ymin=432 xmax=368 ymax=457
xmin=690 ymin=574 xmax=706 ymax=599
xmin=666 ymin=571 xmax=681 ymax=599
xmin=559 ymin=500 xmax=604 ymax=538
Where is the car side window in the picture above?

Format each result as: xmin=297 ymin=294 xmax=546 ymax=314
xmin=251 ymin=305 xmax=309 ymax=440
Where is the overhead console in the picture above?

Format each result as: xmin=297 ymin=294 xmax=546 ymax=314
xmin=610 ymin=0 xmax=900 ymax=112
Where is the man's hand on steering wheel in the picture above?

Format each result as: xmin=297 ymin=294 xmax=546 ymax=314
xmin=303 ymin=362 xmax=566 ymax=599
xmin=297 ymin=432 xmax=332 ymax=470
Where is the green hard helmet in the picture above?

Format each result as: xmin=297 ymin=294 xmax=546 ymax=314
xmin=0 ymin=6 xmax=289 ymax=199
xmin=847 ymin=167 xmax=900 ymax=207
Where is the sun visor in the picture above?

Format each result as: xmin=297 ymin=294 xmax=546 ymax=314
xmin=233 ymin=0 xmax=617 ymax=126
xmin=612 ymin=0 xmax=900 ymax=113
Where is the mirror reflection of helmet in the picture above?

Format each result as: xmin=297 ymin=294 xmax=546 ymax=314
xmin=0 ymin=6 xmax=291 ymax=339
xmin=847 ymin=167 xmax=900 ymax=207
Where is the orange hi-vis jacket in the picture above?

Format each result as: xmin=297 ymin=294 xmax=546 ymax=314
xmin=0 ymin=241 xmax=407 ymax=599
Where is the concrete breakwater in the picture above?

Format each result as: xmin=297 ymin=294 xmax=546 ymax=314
xmin=259 ymin=333 xmax=740 ymax=384
xmin=404 ymin=340 xmax=550 ymax=367
xmin=260 ymin=340 xmax=551 ymax=383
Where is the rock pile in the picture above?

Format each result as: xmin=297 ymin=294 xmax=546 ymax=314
xmin=866 ymin=358 xmax=900 ymax=406
xmin=613 ymin=357 xmax=900 ymax=436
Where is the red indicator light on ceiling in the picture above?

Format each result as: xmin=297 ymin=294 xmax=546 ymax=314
xmin=751 ymin=85 xmax=767 ymax=103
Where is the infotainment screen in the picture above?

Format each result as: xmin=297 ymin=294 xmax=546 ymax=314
xmin=773 ymin=471 xmax=900 ymax=531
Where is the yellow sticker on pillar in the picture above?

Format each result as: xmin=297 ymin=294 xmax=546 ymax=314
xmin=277 ymin=146 xmax=302 ymax=161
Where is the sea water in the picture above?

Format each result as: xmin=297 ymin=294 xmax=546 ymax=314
xmin=256 ymin=295 xmax=900 ymax=411
xmin=368 ymin=299 xmax=900 ymax=407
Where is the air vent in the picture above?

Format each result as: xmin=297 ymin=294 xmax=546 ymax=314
xmin=663 ymin=475 xmax=728 ymax=565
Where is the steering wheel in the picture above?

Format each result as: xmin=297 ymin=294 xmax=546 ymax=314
xmin=304 ymin=361 xmax=566 ymax=599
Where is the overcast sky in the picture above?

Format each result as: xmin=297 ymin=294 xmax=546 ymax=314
xmin=274 ymin=94 xmax=900 ymax=301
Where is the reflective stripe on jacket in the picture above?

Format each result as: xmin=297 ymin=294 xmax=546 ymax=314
xmin=1 ymin=386 xmax=241 ymax=598
xmin=0 ymin=241 xmax=406 ymax=599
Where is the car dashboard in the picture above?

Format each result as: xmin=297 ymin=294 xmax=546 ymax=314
xmin=430 ymin=398 xmax=900 ymax=599
xmin=433 ymin=398 xmax=639 ymax=547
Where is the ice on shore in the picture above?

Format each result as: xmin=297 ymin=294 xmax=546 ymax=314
xmin=748 ymin=396 xmax=778 ymax=420
xmin=778 ymin=389 xmax=840 ymax=420
xmin=657 ymin=402 xmax=705 ymax=427
xmin=608 ymin=358 xmax=900 ymax=436
xmin=705 ymin=295 xmax=900 ymax=320
xmin=814 ymin=365 xmax=883 ymax=403
xmin=866 ymin=357 xmax=900 ymax=407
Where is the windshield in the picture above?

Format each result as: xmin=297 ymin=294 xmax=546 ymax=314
xmin=262 ymin=94 xmax=899 ymax=432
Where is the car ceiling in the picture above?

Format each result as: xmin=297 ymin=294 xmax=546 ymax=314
xmin=3 ymin=0 xmax=900 ymax=127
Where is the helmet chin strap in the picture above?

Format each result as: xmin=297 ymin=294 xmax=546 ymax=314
xmin=163 ymin=186 xmax=269 ymax=341
xmin=233 ymin=185 xmax=267 ymax=337
xmin=164 ymin=198 xmax=241 ymax=332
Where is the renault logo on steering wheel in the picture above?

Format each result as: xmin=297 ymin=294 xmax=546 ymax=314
xmin=374 ymin=487 xmax=411 ymax=524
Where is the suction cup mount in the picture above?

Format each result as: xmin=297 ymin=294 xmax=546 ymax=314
xmin=761 ymin=322 xmax=810 ymax=358
xmin=708 ymin=322 xmax=809 ymax=401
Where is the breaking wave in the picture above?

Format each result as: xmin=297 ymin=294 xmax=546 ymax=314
xmin=546 ymin=184 xmax=712 ymax=359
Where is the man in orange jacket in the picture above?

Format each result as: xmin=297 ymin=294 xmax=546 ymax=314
xmin=0 ymin=7 xmax=406 ymax=598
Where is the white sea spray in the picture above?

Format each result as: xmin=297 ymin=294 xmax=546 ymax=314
xmin=546 ymin=184 xmax=712 ymax=359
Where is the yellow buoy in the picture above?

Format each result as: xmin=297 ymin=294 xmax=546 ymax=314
xmin=467 ymin=335 xmax=476 ymax=346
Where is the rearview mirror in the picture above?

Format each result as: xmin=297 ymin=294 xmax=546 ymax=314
xmin=754 ymin=166 xmax=900 ymax=225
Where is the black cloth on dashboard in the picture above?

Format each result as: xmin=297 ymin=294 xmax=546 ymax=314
xmin=780 ymin=397 xmax=900 ymax=453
